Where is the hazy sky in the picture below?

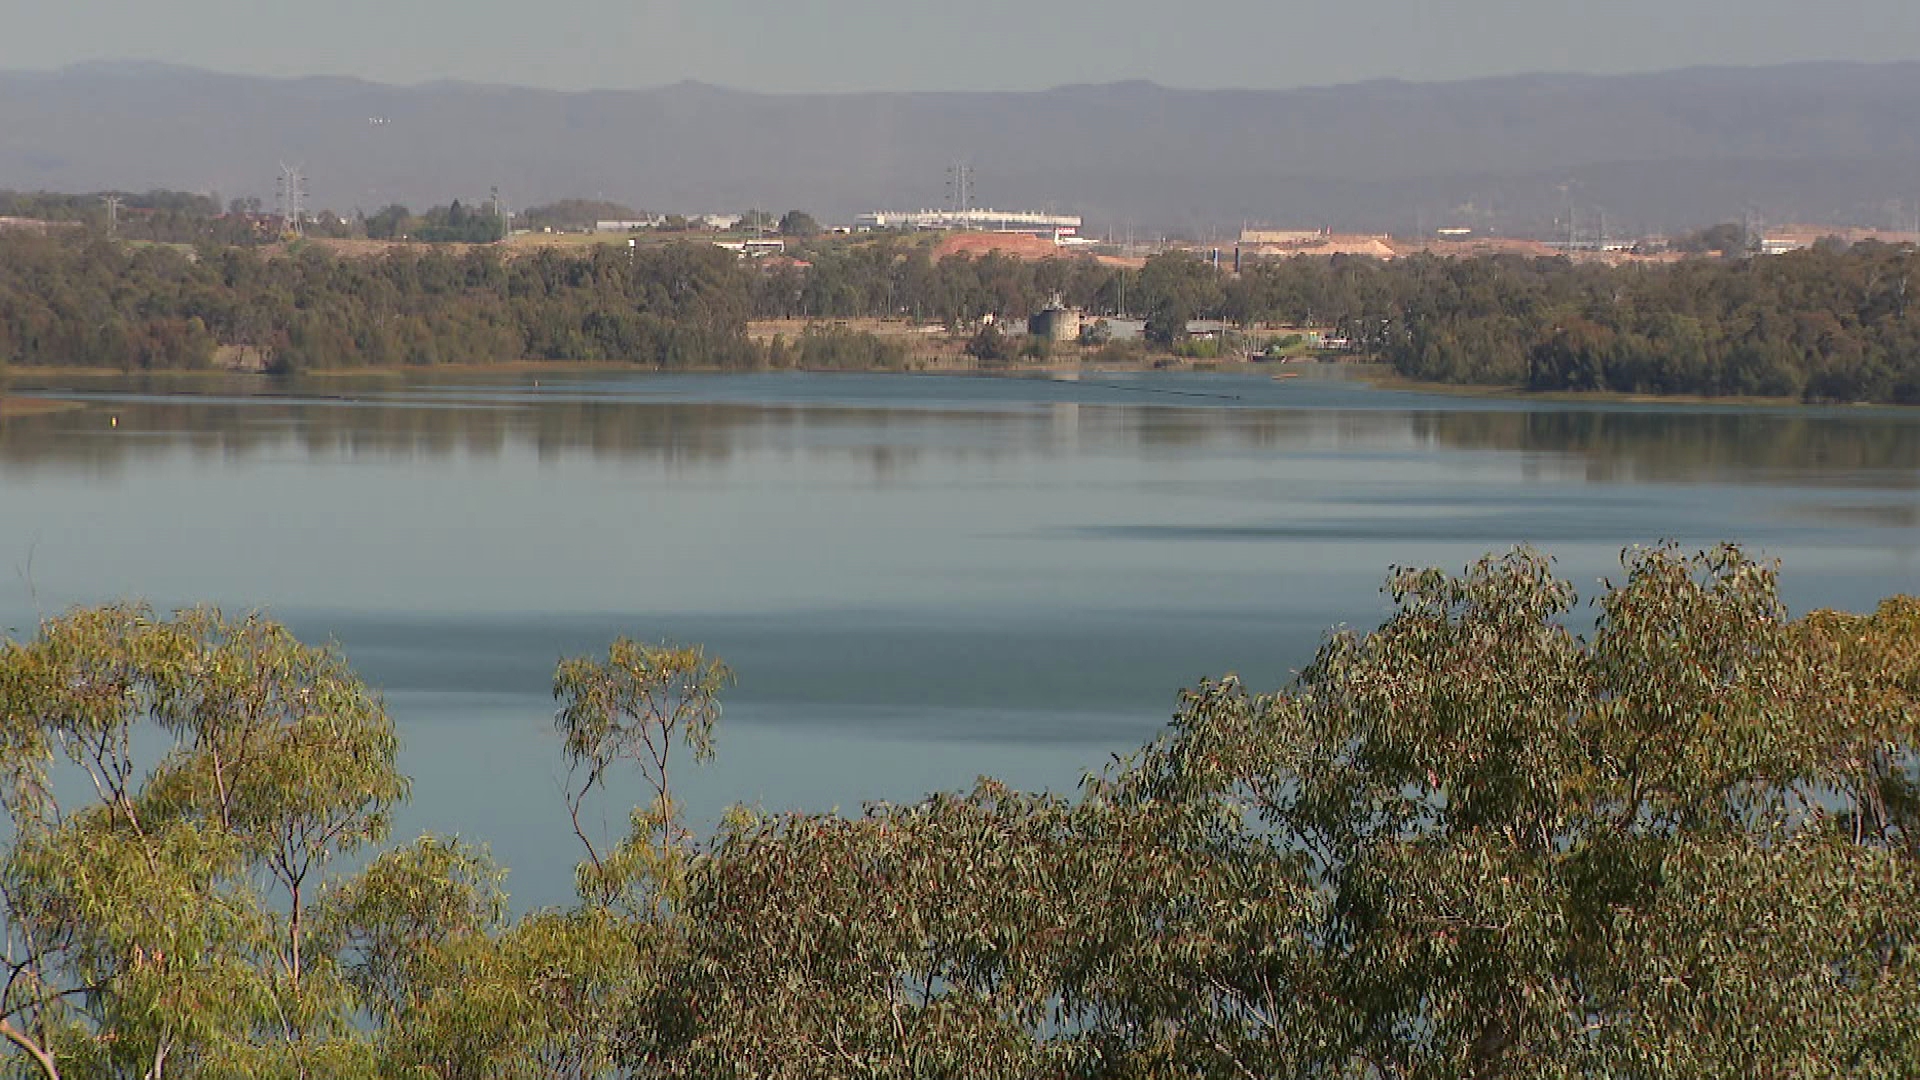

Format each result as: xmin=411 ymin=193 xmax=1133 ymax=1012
xmin=10 ymin=0 xmax=1920 ymax=92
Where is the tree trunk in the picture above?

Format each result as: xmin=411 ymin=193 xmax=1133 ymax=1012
xmin=289 ymin=882 xmax=303 ymax=990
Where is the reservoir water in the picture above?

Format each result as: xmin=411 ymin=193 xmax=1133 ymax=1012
xmin=3 ymin=369 xmax=1917 ymax=907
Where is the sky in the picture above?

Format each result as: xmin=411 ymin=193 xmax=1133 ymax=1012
xmin=8 ymin=0 xmax=1920 ymax=93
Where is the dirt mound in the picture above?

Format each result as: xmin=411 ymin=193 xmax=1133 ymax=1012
xmin=933 ymin=232 xmax=1065 ymax=261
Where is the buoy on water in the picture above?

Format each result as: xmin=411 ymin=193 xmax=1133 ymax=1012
xmin=110 ymin=416 xmax=118 ymax=428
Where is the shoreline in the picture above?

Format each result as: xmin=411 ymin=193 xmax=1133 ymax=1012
xmin=5 ymin=361 xmax=1897 ymax=410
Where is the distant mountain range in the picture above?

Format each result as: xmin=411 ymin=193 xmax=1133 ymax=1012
xmin=3 ymin=61 xmax=1919 ymax=236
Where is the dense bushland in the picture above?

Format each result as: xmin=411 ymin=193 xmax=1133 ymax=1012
xmin=0 ymin=234 xmax=756 ymax=372
xmin=3 ymin=226 xmax=1919 ymax=401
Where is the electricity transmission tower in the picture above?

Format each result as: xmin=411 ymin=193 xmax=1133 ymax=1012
xmin=1742 ymin=204 xmax=1766 ymax=257
xmin=946 ymin=162 xmax=975 ymax=214
xmin=277 ymin=163 xmax=307 ymax=237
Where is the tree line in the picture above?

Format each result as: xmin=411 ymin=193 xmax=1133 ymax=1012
xmin=364 ymin=201 xmax=506 ymax=244
xmin=767 ymin=237 xmax=1920 ymax=401
xmin=3 ymin=225 xmax=1918 ymax=401
xmin=0 ymin=233 xmax=758 ymax=372
xmin=1380 ymin=244 xmax=1920 ymax=402
xmin=2 ymin=545 xmax=1916 ymax=1078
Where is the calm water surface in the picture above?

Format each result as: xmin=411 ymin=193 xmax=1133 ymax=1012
xmin=3 ymin=369 xmax=1917 ymax=906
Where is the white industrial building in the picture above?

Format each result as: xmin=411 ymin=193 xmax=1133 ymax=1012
xmin=855 ymin=209 xmax=1082 ymax=237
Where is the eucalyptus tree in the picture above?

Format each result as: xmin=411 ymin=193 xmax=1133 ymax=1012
xmin=1101 ymin=545 xmax=1920 ymax=1078
xmin=236 ymin=637 xmax=737 ymax=1080
xmin=0 ymin=606 xmax=404 ymax=1080
xmin=670 ymin=785 xmax=1085 ymax=1078
xmin=649 ymin=689 xmax=1330 ymax=1079
xmin=551 ymin=638 xmax=731 ymax=913
xmin=313 ymin=836 xmax=541 ymax=1080
xmin=648 ymin=546 xmax=1918 ymax=1079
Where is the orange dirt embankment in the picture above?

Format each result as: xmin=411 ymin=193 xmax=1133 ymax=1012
xmin=931 ymin=231 xmax=1144 ymax=269
xmin=933 ymin=232 xmax=1066 ymax=260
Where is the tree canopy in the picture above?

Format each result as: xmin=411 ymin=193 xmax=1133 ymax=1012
xmin=776 ymin=211 xmax=820 ymax=238
xmin=3 ymin=546 xmax=1916 ymax=1078
xmin=0 ymin=233 xmax=756 ymax=372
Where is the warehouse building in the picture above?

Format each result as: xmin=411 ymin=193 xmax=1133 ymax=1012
xmin=856 ymin=209 xmax=1082 ymax=238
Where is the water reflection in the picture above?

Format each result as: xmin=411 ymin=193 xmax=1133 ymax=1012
xmin=1414 ymin=409 xmax=1920 ymax=488
xmin=5 ymin=375 xmax=1917 ymax=491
